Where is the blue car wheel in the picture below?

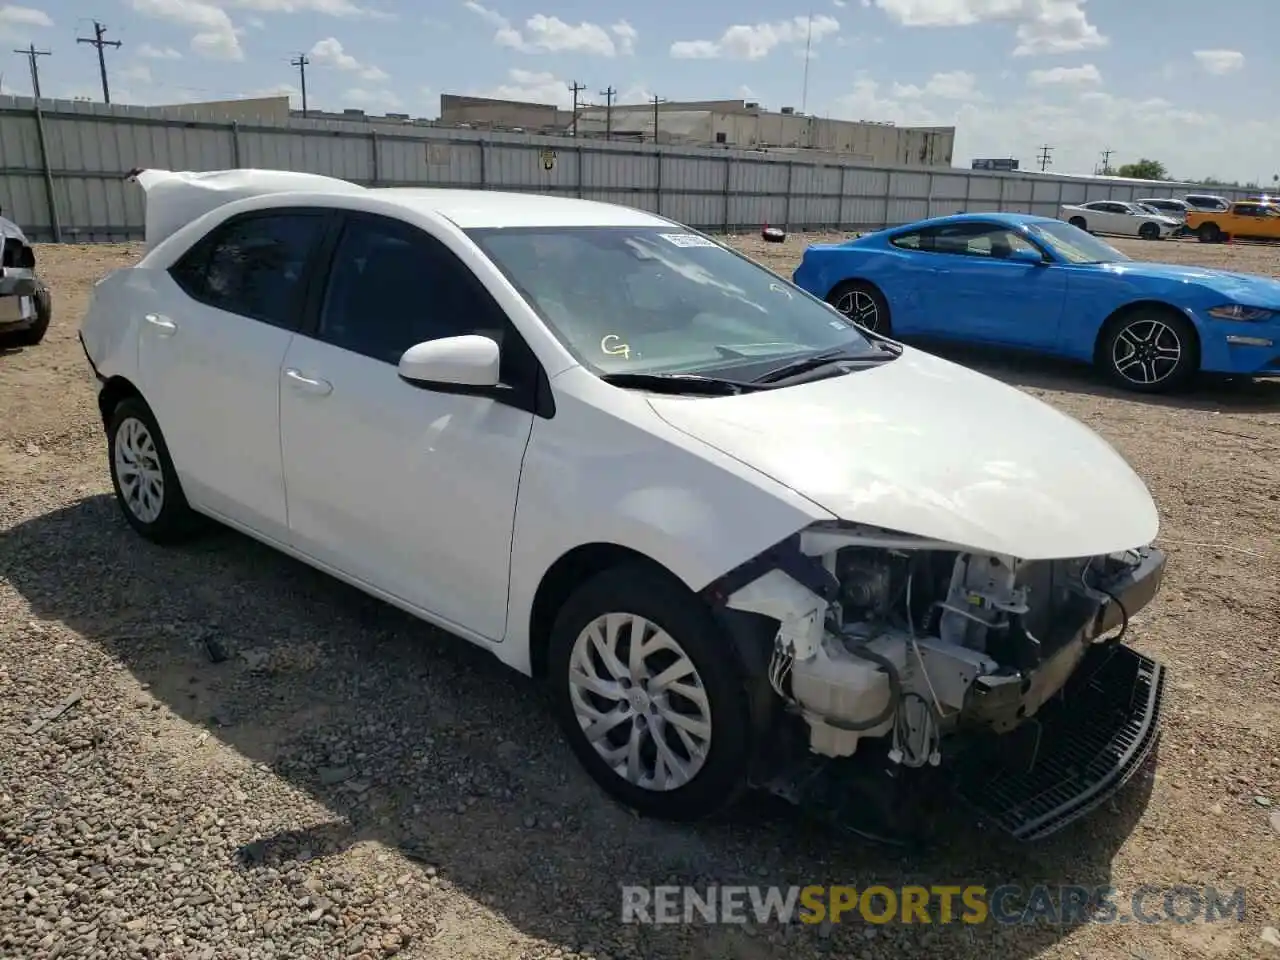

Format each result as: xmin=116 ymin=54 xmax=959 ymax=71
xmin=1098 ymin=308 xmax=1197 ymax=393
xmin=827 ymin=280 xmax=891 ymax=334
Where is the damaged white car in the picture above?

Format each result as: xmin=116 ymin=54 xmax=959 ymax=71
xmin=80 ymin=169 xmax=1167 ymax=842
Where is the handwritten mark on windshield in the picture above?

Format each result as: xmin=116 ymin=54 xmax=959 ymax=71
xmin=601 ymin=334 xmax=631 ymax=359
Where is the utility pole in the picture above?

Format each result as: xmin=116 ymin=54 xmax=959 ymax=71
xmin=599 ymin=85 xmax=616 ymax=140
xmin=290 ymin=53 xmax=309 ymax=117
xmin=649 ymin=93 xmax=665 ymax=142
xmin=14 ymin=42 xmax=51 ymax=100
xmin=1036 ymin=144 xmax=1053 ymax=172
xmin=1098 ymin=147 xmax=1114 ymax=175
xmin=568 ymin=80 xmax=585 ymax=137
xmin=76 ymin=21 xmax=121 ymax=103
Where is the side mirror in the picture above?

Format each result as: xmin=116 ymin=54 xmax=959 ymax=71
xmin=1007 ymin=247 xmax=1047 ymax=265
xmin=398 ymin=335 xmax=501 ymax=388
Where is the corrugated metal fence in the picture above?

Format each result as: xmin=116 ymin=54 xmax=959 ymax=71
xmin=0 ymin=95 xmax=1257 ymax=243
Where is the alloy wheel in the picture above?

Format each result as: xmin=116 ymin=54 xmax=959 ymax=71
xmin=114 ymin=416 xmax=166 ymax=524
xmin=1111 ymin=318 xmax=1182 ymax=386
xmin=835 ymin=289 xmax=880 ymax=331
xmin=567 ymin=612 xmax=712 ymax=792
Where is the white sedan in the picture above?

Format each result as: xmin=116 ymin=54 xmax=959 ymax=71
xmin=1058 ymin=200 xmax=1182 ymax=240
xmin=79 ymin=169 xmax=1168 ymax=840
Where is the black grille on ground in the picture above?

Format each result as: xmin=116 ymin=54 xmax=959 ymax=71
xmin=948 ymin=642 xmax=1164 ymax=841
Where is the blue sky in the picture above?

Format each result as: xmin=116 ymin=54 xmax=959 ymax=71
xmin=1 ymin=0 xmax=1275 ymax=182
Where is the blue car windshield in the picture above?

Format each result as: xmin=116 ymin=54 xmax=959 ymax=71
xmin=467 ymin=225 xmax=880 ymax=378
xmin=1027 ymin=221 xmax=1132 ymax=265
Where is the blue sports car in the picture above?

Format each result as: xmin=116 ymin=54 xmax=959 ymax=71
xmin=791 ymin=212 xmax=1280 ymax=393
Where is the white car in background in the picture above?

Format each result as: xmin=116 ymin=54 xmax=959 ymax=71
xmin=1134 ymin=197 xmax=1191 ymax=223
xmin=78 ymin=169 xmax=1168 ymax=843
xmin=1058 ymin=200 xmax=1181 ymax=240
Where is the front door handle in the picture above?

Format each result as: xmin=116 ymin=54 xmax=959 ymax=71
xmin=144 ymin=313 xmax=177 ymax=336
xmin=283 ymin=368 xmax=333 ymax=396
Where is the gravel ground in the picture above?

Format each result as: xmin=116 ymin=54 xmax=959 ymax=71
xmin=1 ymin=234 xmax=1278 ymax=960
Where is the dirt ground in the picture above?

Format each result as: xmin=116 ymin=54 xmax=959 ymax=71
xmin=1 ymin=234 xmax=1278 ymax=960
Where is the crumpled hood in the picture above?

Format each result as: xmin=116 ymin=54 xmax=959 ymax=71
xmin=1100 ymin=260 xmax=1280 ymax=306
xmin=646 ymin=348 xmax=1160 ymax=560
xmin=0 ymin=215 xmax=29 ymax=244
xmin=129 ymin=168 xmax=366 ymax=249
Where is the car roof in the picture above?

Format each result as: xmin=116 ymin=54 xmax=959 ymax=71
xmin=369 ymin=188 xmax=672 ymax=229
xmin=883 ymin=212 xmax=1061 ymax=232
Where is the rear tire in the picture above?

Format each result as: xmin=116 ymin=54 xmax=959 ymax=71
xmin=106 ymin=396 xmax=204 ymax=544
xmin=1197 ymin=222 xmax=1221 ymax=243
xmin=826 ymin=279 xmax=891 ymax=334
xmin=1097 ymin=308 xmax=1198 ymax=394
xmin=546 ymin=563 xmax=753 ymax=821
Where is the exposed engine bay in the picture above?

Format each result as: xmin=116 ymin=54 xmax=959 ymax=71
xmin=723 ymin=522 xmax=1163 ymax=772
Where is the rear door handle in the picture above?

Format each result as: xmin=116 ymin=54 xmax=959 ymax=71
xmin=283 ymin=368 xmax=333 ymax=396
xmin=144 ymin=313 xmax=177 ymax=336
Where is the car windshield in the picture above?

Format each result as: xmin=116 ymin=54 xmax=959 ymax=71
xmin=1028 ymin=220 xmax=1131 ymax=264
xmin=467 ymin=225 xmax=880 ymax=378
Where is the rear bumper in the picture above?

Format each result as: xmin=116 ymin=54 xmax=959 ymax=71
xmin=0 ymin=268 xmax=40 ymax=331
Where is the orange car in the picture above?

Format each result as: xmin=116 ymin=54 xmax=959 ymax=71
xmin=1186 ymin=200 xmax=1280 ymax=243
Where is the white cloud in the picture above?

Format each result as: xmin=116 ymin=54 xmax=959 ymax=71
xmin=892 ymin=69 xmax=980 ymax=100
xmin=119 ymin=63 xmax=153 ymax=83
xmin=342 ymin=86 xmax=403 ymax=110
xmin=1193 ymin=49 xmax=1244 ymax=75
xmin=872 ymin=0 xmax=1106 ymax=55
xmin=127 ymin=0 xmax=244 ymax=60
xmin=308 ymin=37 xmax=388 ymax=81
xmin=225 ymin=0 xmax=393 ymax=18
xmin=476 ymin=67 xmax=574 ymax=108
xmin=1027 ymin=63 xmax=1101 ymax=85
xmin=611 ymin=20 xmax=637 ymax=55
xmin=464 ymin=2 xmax=633 ymax=56
xmin=670 ymin=14 xmax=840 ymax=60
xmin=138 ymin=42 xmax=183 ymax=58
xmin=829 ymin=70 xmax=1277 ymax=183
xmin=0 ymin=4 xmax=53 ymax=37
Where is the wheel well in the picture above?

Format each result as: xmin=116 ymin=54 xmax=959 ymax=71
xmin=825 ymin=276 xmax=883 ymax=303
xmin=1094 ymin=301 xmax=1201 ymax=365
xmin=97 ymin=376 xmax=142 ymax=428
xmin=527 ymin=543 xmax=683 ymax=679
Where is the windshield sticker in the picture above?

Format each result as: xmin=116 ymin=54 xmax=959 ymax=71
xmin=658 ymin=233 xmax=719 ymax=248
xmin=601 ymin=334 xmax=631 ymax=359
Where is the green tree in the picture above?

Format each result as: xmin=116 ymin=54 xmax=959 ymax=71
xmin=1117 ymin=159 xmax=1168 ymax=181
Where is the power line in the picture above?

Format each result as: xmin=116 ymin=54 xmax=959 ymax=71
xmin=568 ymin=80 xmax=585 ymax=137
xmin=1036 ymin=144 xmax=1054 ymax=172
xmin=599 ymin=85 xmax=616 ymax=140
xmin=649 ymin=93 xmax=665 ymax=143
xmin=76 ymin=21 xmax=121 ymax=104
xmin=289 ymin=53 xmax=309 ymax=117
xmin=13 ymin=43 xmax=51 ymax=100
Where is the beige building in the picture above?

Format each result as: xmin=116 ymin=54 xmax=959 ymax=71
xmin=151 ymin=96 xmax=293 ymax=123
xmin=438 ymin=95 xmax=955 ymax=168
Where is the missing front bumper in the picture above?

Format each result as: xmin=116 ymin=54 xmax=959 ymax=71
xmin=947 ymin=641 xmax=1164 ymax=841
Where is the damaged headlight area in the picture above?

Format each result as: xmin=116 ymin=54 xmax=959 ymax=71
xmin=711 ymin=520 xmax=1167 ymax=840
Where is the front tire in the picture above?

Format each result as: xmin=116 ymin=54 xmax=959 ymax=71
xmin=1138 ymin=222 xmax=1161 ymax=241
xmin=1068 ymin=216 xmax=1088 ymax=231
xmin=826 ymin=279 xmax=891 ymax=334
xmin=546 ymin=563 xmax=753 ymax=821
xmin=106 ymin=397 xmax=203 ymax=543
xmin=1098 ymin=308 xmax=1198 ymax=393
